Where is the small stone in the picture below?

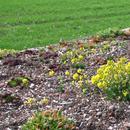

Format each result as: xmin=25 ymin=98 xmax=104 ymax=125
xmin=86 ymin=116 xmax=92 ymax=121
xmin=109 ymin=117 xmax=116 ymax=124
xmin=96 ymin=112 xmax=102 ymax=116
xmin=0 ymin=60 xmax=2 ymax=65
xmin=29 ymin=83 xmax=35 ymax=88
xmin=0 ymin=83 xmax=5 ymax=87
xmin=125 ymin=122 xmax=130 ymax=128
xmin=109 ymin=105 xmax=114 ymax=110
xmin=108 ymin=126 xmax=113 ymax=130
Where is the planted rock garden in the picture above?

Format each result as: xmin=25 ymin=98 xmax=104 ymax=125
xmin=0 ymin=28 xmax=130 ymax=130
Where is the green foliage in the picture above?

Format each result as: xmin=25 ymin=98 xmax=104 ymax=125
xmin=0 ymin=49 xmax=16 ymax=59
xmin=97 ymin=28 xmax=124 ymax=39
xmin=72 ymin=63 xmax=85 ymax=69
xmin=61 ymin=49 xmax=86 ymax=70
xmin=57 ymin=76 xmax=65 ymax=93
xmin=22 ymin=110 xmax=76 ymax=130
xmin=8 ymin=77 xmax=30 ymax=88
xmin=91 ymin=58 xmax=130 ymax=101
xmin=57 ymin=85 xmax=65 ymax=93
xmin=4 ymin=94 xmax=16 ymax=103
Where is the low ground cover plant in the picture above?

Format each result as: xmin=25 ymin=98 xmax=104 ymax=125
xmin=96 ymin=28 xmax=124 ymax=39
xmin=8 ymin=76 xmax=30 ymax=88
xmin=22 ymin=110 xmax=77 ymax=130
xmin=0 ymin=49 xmax=16 ymax=59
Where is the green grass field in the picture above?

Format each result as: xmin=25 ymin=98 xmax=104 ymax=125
xmin=0 ymin=0 xmax=130 ymax=50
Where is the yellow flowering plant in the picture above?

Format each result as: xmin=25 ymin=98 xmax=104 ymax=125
xmin=91 ymin=57 xmax=130 ymax=100
xmin=39 ymin=97 xmax=49 ymax=105
xmin=71 ymin=69 xmax=89 ymax=94
xmin=49 ymin=70 xmax=55 ymax=77
xmin=60 ymin=48 xmax=86 ymax=66
xmin=65 ymin=70 xmax=70 ymax=76
xmin=24 ymin=98 xmax=36 ymax=106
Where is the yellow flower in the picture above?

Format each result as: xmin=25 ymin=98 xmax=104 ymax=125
xmin=91 ymin=49 xmax=96 ymax=53
xmin=107 ymin=60 xmax=114 ymax=66
xmin=77 ymin=69 xmax=82 ymax=74
xmin=24 ymin=98 xmax=36 ymax=105
xmin=79 ymin=75 xmax=83 ymax=80
xmin=97 ymin=81 xmax=107 ymax=89
xmin=78 ymin=55 xmax=84 ymax=61
xmin=91 ymin=74 xmax=100 ymax=84
xmin=73 ymin=73 xmax=79 ymax=80
xmin=40 ymin=98 xmax=49 ymax=105
xmin=119 ymin=57 xmax=128 ymax=63
xmin=65 ymin=71 xmax=70 ymax=76
xmin=22 ymin=78 xmax=29 ymax=87
xmin=123 ymin=90 xmax=128 ymax=97
xmin=80 ymin=47 xmax=84 ymax=51
xmin=114 ymin=74 xmax=118 ymax=81
xmin=97 ymin=82 xmax=102 ymax=88
xmin=84 ymin=74 xmax=87 ymax=78
xmin=91 ymin=76 xmax=96 ymax=84
xmin=66 ymin=51 xmax=73 ymax=56
xmin=102 ymin=81 xmax=107 ymax=88
xmin=125 ymin=62 xmax=130 ymax=74
xmin=71 ymin=58 xmax=77 ymax=64
xmin=49 ymin=70 xmax=55 ymax=77
xmin=71 ymin=80 xmax=75 ymax=86
xmin=78 ymin=80 xmax=83 ymax=88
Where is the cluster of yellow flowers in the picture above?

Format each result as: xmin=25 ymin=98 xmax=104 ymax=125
xmin=61 ymin=48 xmax=85 ymax=65
xmin=39 ymin=97 xmax=49 ymax=105
xmin=71 ymin=55 xmax=84 ymax=64
xmin=24 ymin=97 xmax=49 ymax=106
xmin=24 ymin=98 xmax=36 ymax=106
xmin=65 ymin=69 xmax=88 ymax=93
xmin=91 ymin=57 xmax=130 ymax=100
xmin=48 ymin=61 xmax=88 ymax=94
xmin=49 ymin=70 xmax=55 ymax=77
xmin=22 ymin=78 xmax=30 ymax=87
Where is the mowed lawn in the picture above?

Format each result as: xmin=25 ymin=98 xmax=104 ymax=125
xmin=0 ymin=0 xmax=130 ymax=50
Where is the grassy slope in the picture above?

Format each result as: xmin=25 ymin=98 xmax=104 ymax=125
xmin=0 ymin=0 xmax=130 ymax=50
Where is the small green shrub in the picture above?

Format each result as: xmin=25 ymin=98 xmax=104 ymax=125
xmin=91 ymin=58 xmax=130 ymax=101
xmin=8 ymin=77 xmax=30 ymax=88
xmin=22 ymin=110 xmax=77 ymax=130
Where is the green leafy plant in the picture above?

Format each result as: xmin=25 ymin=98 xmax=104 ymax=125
xmin=72 ymin=63 xmax=85 ymax=69
xmin=22 ymin=110 xmax=77 ymax=130
xmin=4 ymin=94 xmax=16 ymax=103
xmin=0 ymin=49 xmax=16 ymax=59
xmin=97 ymin=28 xmax=124 ymax=39
xmin=57 ymin=76 xmax=65 ymax=93
xmin=91 ymin=58 xmax=130 ymax=100
xmin=8 ymin=76 xmax=30 ymax=88
xmin=57 ymin=85 xmax=65 ymax=93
